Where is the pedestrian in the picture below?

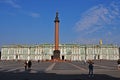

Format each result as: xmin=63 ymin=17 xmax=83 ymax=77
xmin=88 ymin=60 xmax=94 ymax=77
xmin=24 ymin=60 xmax=28 ymax=70
xmin=38 ymin=60 xmax=40 ymax=63
xmin=117 ymin=59 xmax=120 ymax=70
xmin=28 ymin=60 xmax=32 ymax=70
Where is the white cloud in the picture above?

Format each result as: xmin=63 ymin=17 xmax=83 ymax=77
xmin=0 ymin=0 xmax=21 ymax=8
xmin=0 ymin=0 xmax=40 ymax=18
xmin=74 ymin=1 xmax=120 ymax=45
xmin=75 ymin=1 xmax=120 ymax=34
xmin=107 ymin=31 xmax=112 ymax=36
xmin=75 ymin=38 xmax=101 ymax=44
xmin=29 ymin=12 xmax=40 ymax=18
xmin=22 ymin=9 xmax=40 ymax=18
xmin=75 ymin=5 xmax=107 ymax=32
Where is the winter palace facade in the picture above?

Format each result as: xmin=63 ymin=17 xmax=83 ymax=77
xmin=1 ymin=43 xmax=120 ymax=61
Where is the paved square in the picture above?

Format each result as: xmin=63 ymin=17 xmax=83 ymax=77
xmin=0 ymin=60 xmax=120 ymax=80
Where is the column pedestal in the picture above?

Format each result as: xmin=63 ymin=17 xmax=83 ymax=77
xmin=53 ymin=50 xmax=60 ymax=59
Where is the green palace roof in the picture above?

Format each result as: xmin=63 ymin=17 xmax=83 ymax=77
xmin=2 ymin=44 xmax=118 ymax=48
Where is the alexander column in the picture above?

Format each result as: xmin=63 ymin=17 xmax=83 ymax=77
xmin=53 ymin=12 xmax=60 ymax=59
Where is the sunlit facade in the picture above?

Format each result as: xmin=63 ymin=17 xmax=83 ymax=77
xmin=1 ymin=44 xmax=119 ymax=61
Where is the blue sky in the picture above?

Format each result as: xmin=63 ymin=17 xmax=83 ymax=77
xmin=0 ymin=0 xmax=120 ymax=48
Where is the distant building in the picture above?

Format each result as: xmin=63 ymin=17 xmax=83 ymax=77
xmin=1 ymin=44 xmax=119 ymax=61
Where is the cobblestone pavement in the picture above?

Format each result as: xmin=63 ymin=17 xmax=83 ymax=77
xmin=0 ymin=60 xmax=120 ymax=80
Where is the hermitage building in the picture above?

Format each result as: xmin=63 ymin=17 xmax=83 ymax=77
xmin=1 ymin=42 xmax=120 ymax=61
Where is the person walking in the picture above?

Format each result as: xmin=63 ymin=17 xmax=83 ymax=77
xmin=24 ymin=60 xmax=28 ymax=70
xmin=88 ymin=60 xmax=94 ymax=77
xmin=28 ymin=60 xmax=32 ymax=70
xmin=117 ymin=59 xmax=120 ymax=70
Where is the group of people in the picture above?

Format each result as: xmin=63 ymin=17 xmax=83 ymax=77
xmin=24 ymin=60 xmax=32 ymax=70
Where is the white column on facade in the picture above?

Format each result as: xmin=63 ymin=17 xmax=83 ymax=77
xmin=64 ymin=55 xmax=66 ymax=60
xmin=40 ymin=55 xmax=42 ymax=60
xmin=7 ymin=56 xmax=9 ymax=60
xmin=39 ymin=48 xmax=41 ymax=54
xmin=112 ymin=47 xmax=115 ymax=60
xmin=115 ymin=48 xmax=119 ymax=59
xmin=18 ymin=48 xmax=19 ymax=60
xmin=78 ymin=54 xmax=80 ymax=61
xmin=13 ymin=48 xmax=15 ymax=55
xmin=35 ymin=56 xmax=37 ymax=60
xmin=13 ymin=48 xmax=16 ymax=60
xmin=78 ymin=52 xmax=79 ymax=61
xmin=38 ymin=56 xmax=40 ymax=60
xmin=8 ymin=48 xmax=10 ymax=60
xmin=74 ymin=55 xmax=76 ymax=61
xmin=75 ymin=47 xmax=77 ymax=54
xmin=106 ymin=48 xmax=109 ymax=60
xmin=74 ymin=55 xmax=75 ymax=61
xmin=79 ymin=48 xmax=80 ymax=55
xmin=86 ymin=47 xmax=88 ymax=60
xmin=116 ymin=48 xmax=119 ymax=59
xmin=93 ymin=45 xmax=95 ymax=59
xmin=28 ymin=48 xmax=30 ymax=60
xmin=62 ymin=47 xmax=64 ymax=54
xmin=71 ymin=55 xmax=73 ymax=61
xmin=35 ymin=47 xmax=37 ymax=54
xmin=40 ymin=48 xmax=42 ymax=54
xmin=99 ymin=47 xmax=101 ymax=59
xmin=74 ymin=47 xmax=76 ymax=54
xmin=63 ymin=47 xmax=64 ymax=54
xmin=37 ymin=47 xmax=39 ymax=54
xmin=79 ymin=48 xmax=81 ymax=61
xmin=100 ymin=47 xmax=102 ymax=59
xmin=36 ymin=47 xmax=38 ymax=54
xmin=64 ymin=48 xmax=66 ymax=54
xmin=20 ymin=48 xmax=21 ymax=59
xmin=39 ymin=47 xmax=40 ymax=54
xmin=22 ymin=48 xmax=24 ymax=54
xmin=92 ymin=48 xmax=94 ymax=59
xmin=19 ymin=48 xmax=21 ymax=54
xmin=117 ymin=48 xmax=119 ymax=59
xmin=61 ymin=47 xmax=62 ymax=54
xmin=51 ymin=48 xmax=53 ymax=54
xmin=28 ymin=56 xmax=30 ymax=60
xmin=28 ymin=48 xmax=30 ymax=54
xmin=8 ymin=48 xmax=10 ymax=54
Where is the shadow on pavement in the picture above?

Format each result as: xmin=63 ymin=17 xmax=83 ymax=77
xmin=0 ymin=70 xmax=120 ymax=80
